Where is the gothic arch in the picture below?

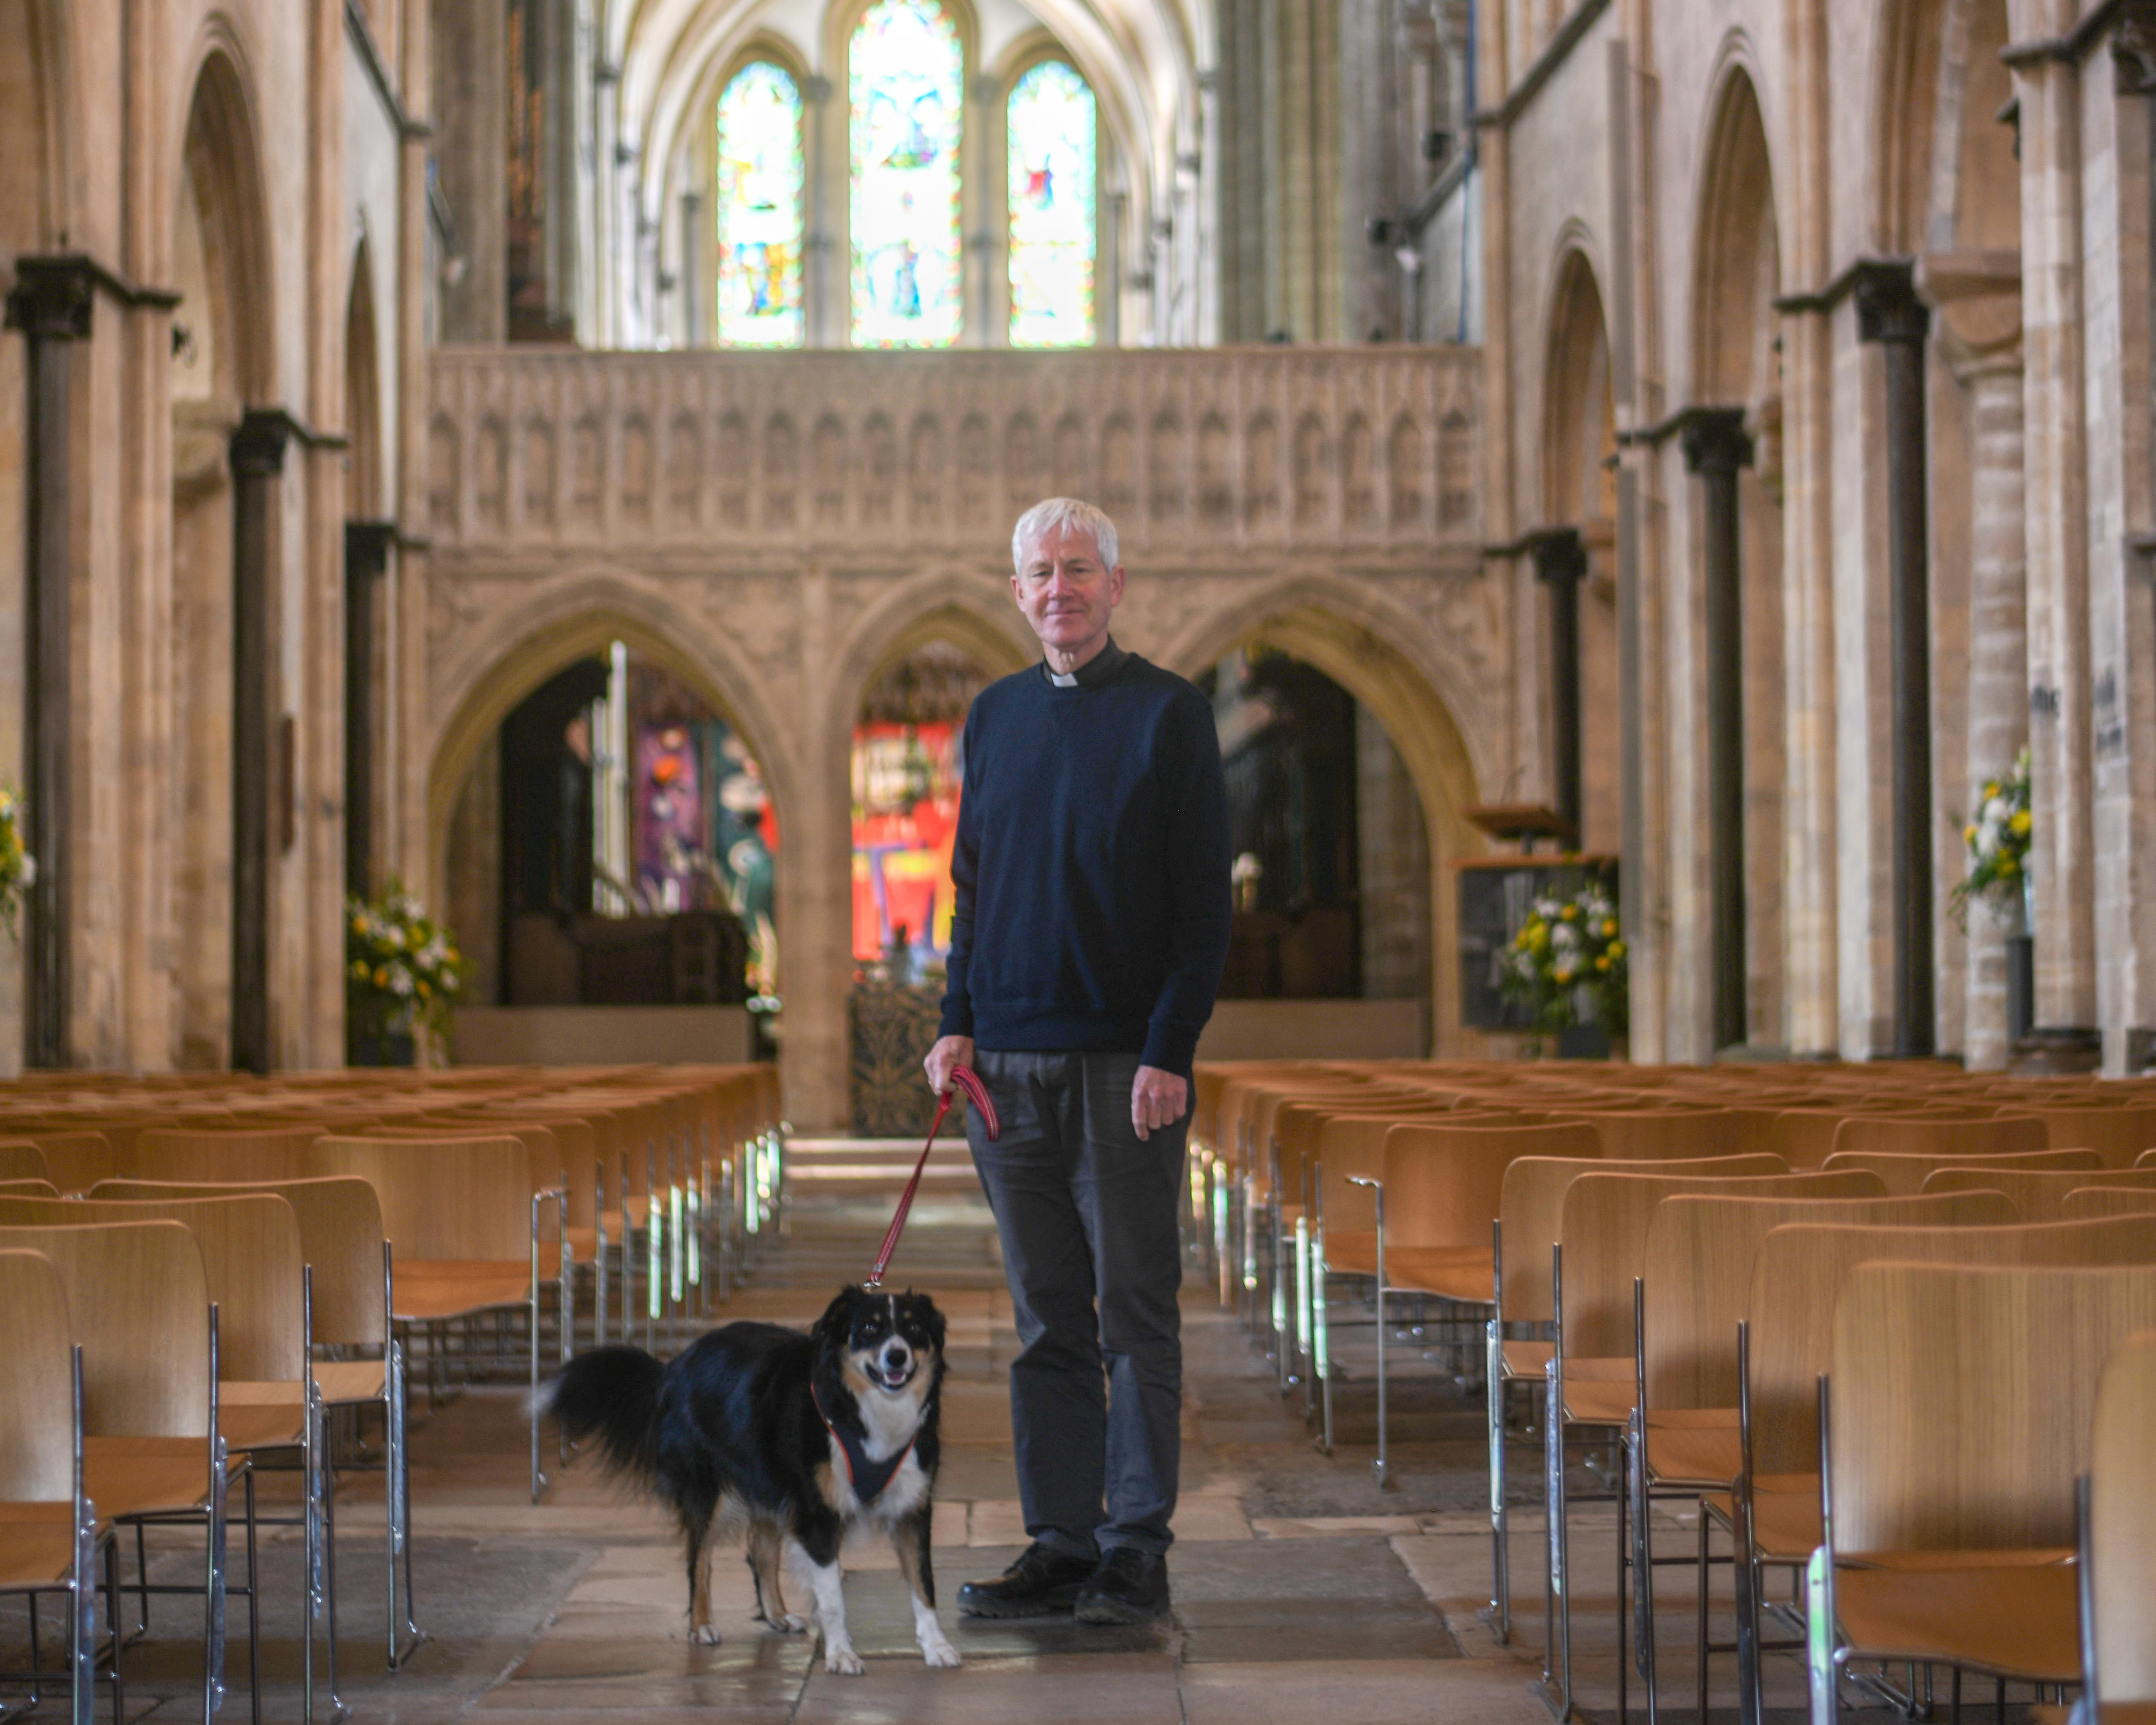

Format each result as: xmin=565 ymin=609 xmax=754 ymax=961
xmin=172 ymin=36 xmax=275 ymax=405
xmin=1540 ymin=246 xmax=1615 ymax=528
xmin=425 ymin=589 xmax=799 ymax=908
xmin=1159 ymin=584 xmax=1485 ymax=1051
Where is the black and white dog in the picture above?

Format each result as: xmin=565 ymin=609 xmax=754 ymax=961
xmin=540 ymin=1285 xmax=958 ymax=1673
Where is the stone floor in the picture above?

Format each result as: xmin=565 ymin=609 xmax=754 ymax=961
xmin=8 ymin=1183 xmax=1924 ymax=1721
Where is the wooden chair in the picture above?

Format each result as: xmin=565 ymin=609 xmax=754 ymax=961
xmin=0 ymin=1140 xmax=48 ymax=1183
xmin=1550 ymin=1109 xmax=1745 ymax=1162
xmin=2061 ymin=1185 xmax=2156 ymax=1222
xmin=93 ymin=1175 xmax=423 ymax=1668
xmin=1479 ymin=1151 xmax=1787 ymax=1650
xmin=1631 ymin=1189 xmax=2017 ymax=1720
xmin=0 ymin=1177 xmax=59 ymax=1197
xmin=1924 ymin=1164 xmax=2156 ymax=1219
xmin=26 ymin=1132 xmax=112 ymax=1195
xmin=1809 ymin=1262 xmax=2156 ymax=1719
xmin=305 ymin=1133 xmax=565 ymax=1500
xmin=1542 ymin=1168 xmax=1884 ymax=1716
xmin=2074 ymin=1331 xmax=2156 ymax=1713
xmin=0 ymin=1219 xmax=245 ymax=1722
xmin=2021 ymin=1103 xmax=2156 ymax=1169
xmin=1822 ymin=1144 xmax=2103 ymax=1197
xmin=0 ymin=1250 xmax=102 ymax=1725
xmin=0 ymin=1190 xmax=343 ymax=1716
xmin=1827 ymin=1112 xmax=2048 ymax=1162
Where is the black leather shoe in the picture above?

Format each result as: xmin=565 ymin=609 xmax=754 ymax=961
xmin=1073 ymin=1547 xmax=1170 ymax=1624
xmin=956 ymin=1542 xmax=1096 ymax=1618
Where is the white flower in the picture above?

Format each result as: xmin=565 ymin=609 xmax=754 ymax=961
xmin=389 ymin=966 xmax=415 ymax=997
xmin=18 ymin=854 xmax=34 ymax=887
xmin=1984 ymin=796 xmax=2009 ymax=827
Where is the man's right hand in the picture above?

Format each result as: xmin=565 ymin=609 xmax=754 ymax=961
xmin=924 ymin=1035 xmax=976 ymax=1095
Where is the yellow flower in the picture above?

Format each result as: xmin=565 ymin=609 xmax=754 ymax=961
xmin=1554 ymin=968 xmax=1573 ymax=985
xmin=2009 ymin=810 xmax=2031 ymax=836
xmin=1530 ymin=927 xmax=1550 ymax=951
xmin=1595 ymin=955 xmax=1611 ymax=972
xmin=1983 ymin=782 xmax=1999 ymax=801
xmin=1601 ymin=919 xmax=1618 ymax=938
xmin=417 ymin=981 xmax=431 ymax=1000
xmin=1559 ymin=904 xmax=1578 ymax=922
xmin=1608 ymin=940 xmax=1626 ymax=959
xmin=1998 ymin=856 xmax=2019 ymax=877
xmin=351 ymin=915 xmax=367 ymax=935
xmin=446 ymin=947 xmax=460 ymax=965
xmin=1964 ymin=823 xmax=1978 ymax=844
xmin=349 ymin=960 xmax=368 ymax=981
xmin=373 ymin=966 xmax=389 ymax=988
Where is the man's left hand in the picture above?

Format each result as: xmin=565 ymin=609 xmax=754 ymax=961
xmin=1131 ymin=1066 xmax=1188 ymax=1141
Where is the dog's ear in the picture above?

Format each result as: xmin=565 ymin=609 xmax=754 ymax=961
xmin=812 ymin=1285 xmax=861 ymax=1348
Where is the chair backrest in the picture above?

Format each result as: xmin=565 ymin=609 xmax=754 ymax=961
xmin=0 ymin=1178 xmax=59 ymax=1197
xmin=1828 ymin=1262 xmax=2156 ymax=1553
xmin=1828 ymin=1113 xmax=2048 ymax=1162
xmin=2089 ymin=1330 xmax=2156 ymax=1701
xmin=1821 ymin=1145 xmax=2100 ymax=1197
xmin=129 ymin=1125 xmax=326 ymax=1184
xmin=93 ymin=1176 xmax=388 ymax=1350
xmin=307 ymin=1133 xmax=532 ymax=1261
xmin=1642 ymin=1188 xmax=2018 ymax=1408
xmin=2021 ymin=1104 xmax=2156 ymax=1169
xmin=0 ymin=1249 xmax=75 ymax=1501
xmin=1558 ymin=1170 xmax=1884 ymax=1359
xmin=1749 ymin=1216 xmax=2156 ymax=1475
xmin=29 ymin=1130 xmax=112 ymax=1193
xmin=0 ymin=1193 xmax=304 ymax=1381
xmin=1924 ymin=1164 xmax=2156 ymax=1218
xmin=2059 ymin=1185 xmax=2156 ymax=1222
xmin=1498 ymin=1152 xmax=1788 ymax=1322
xmin=0 ymin=1140 xmax=49 ymax=1182
xmin=0 ymin=1220 xmax=210 ymax=1437
xmin=1550 ymin=1109 xmax=1743 ymax=1161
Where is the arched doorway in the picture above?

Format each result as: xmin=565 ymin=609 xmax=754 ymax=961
xmin=434 ymin=620 xmax=783 ymax=1063
xmin=1541 ymin=250 xmax=1621 ymax=855
xmin=1167 ymin=597 xmax=1483 ymax=1057
xmin=1693 ymin=67 xmax=1787 ymax=1052
xmin=170 ymin=50 xmax=272 ymax=1068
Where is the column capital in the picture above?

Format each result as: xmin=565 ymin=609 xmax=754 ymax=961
xmin=2114 ymin=2 xmax=2156 ymax=93
xmin=4 ymin=256 xmax=96 ymax=341
xmin=1855 ymin=259 xmax=1931 ymax=346
xmin=231 ymin=408 xmax=298 ymax=480
xmin=1678 ymin=407 xmax=1754 ymax=477
xmin=1524 ymin=525 xmax=1588 ymax=586
xmin=345 ymin=518 xmax=398 ymax=580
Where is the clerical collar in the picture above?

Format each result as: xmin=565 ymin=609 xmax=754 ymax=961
xmin=1043 ymin=637 xmax=1127 ymax=689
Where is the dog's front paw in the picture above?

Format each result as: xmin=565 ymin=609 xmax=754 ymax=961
xmin=919 ymin=1634 xmax=962 ymax=1669
xmin=768 ymin=1612 xmax=809 ymax=1635
xmin=688 ymin=1624 xmax=723 ymax=1647
xmin=823 ymin=1642 xmax=866 ymax=1676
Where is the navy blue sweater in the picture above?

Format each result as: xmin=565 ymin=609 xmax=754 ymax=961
xmin=938 ymin=641 xmax=1232 ymax=1078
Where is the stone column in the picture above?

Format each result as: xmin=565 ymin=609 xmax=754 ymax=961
xmin=1681 ymin=408 xmax=1754 ymax=1053
xmin=345 ymin=521 xmax=396 ymax=898
xmin=1922 ymin=254 xmax=2028 ymax=1070
xmin=1528 ymin=527 xmax=1587 ymax=842
xmin=231 ymin=410 xmax=294 ymax=1075
xmin=3 ymin=259 xmax=93 ymax=1068
xmin=1855 ymin=262 xmax=1936 ymax=1057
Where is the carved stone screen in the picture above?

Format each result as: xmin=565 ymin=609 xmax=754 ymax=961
xmin=1007 ymin=60 xmax=1095 ymax=346
xmin=849 ymin=0 xmax=963 ymax=347
xmin=716 ymin=61 xmax=805 ymax=347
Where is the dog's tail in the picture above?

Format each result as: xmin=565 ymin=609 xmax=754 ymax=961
xmin=536 ymin=1345 xmax=665 ymax=1485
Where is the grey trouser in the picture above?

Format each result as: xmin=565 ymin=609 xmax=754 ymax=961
xmin=964 ymin=1049 xmax=1186 ymax=1559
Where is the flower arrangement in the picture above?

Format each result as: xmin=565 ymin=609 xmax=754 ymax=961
xmin=1502 ymin=880 xmax=1628 ymax=1037
xmin=346 ymin=883 xmax=466 ymax=1054
xmin=1950 ymin=748 xmax=2032 ymax=929
xmin=0 ymin=785 xmax=34 ymax=931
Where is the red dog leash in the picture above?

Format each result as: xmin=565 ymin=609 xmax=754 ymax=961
xmin=864 ymin=1065 xmax=999 ymax=1289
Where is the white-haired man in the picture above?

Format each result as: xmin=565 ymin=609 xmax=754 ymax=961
xmin=925 ymin=497 xmax=1232 ymax=1625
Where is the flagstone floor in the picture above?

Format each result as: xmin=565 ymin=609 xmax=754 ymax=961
xmin=53 ymin=1183 xmax=1895 ymax=1721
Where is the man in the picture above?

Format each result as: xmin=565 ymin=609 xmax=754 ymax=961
xmin=923 ymin=497 xmax=1232 ymax=1626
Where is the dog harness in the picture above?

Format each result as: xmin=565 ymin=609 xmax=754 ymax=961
xmin=811 ymin=1381 xmax=916 ymax=1503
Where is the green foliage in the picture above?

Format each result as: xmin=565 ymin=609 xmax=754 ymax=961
xmin=1949 ymin=747 xmax=2032 ymax=930
xmin=346 ymin=882 xmax=468 ymax=1050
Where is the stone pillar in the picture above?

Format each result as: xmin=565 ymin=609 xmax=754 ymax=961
xmin=231 ymin=410 xmax=294 ymax=1075
xmin=3 ymin=260 xmax=93 ymax=1068
xmin=1528 ymin=527 xmax=1587 ymax=842
xmin=1681 ymin=408 xmax=1753 ymax=1053
xmin=803 ymin=76 xmax=835 ymax=348
xmin=345 ymin=521 xmax=396 ymax=899
xmin=1855 ymin=262 xmax=1936 ymax=1057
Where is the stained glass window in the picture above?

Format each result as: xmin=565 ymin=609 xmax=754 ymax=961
xmin=850 ymin=0 xmax=963 ymax=347
xmin=1007 ymin=61 xmax=1095 ymax=346
xmin=716 ymin=62 xmax=804 ymax=347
